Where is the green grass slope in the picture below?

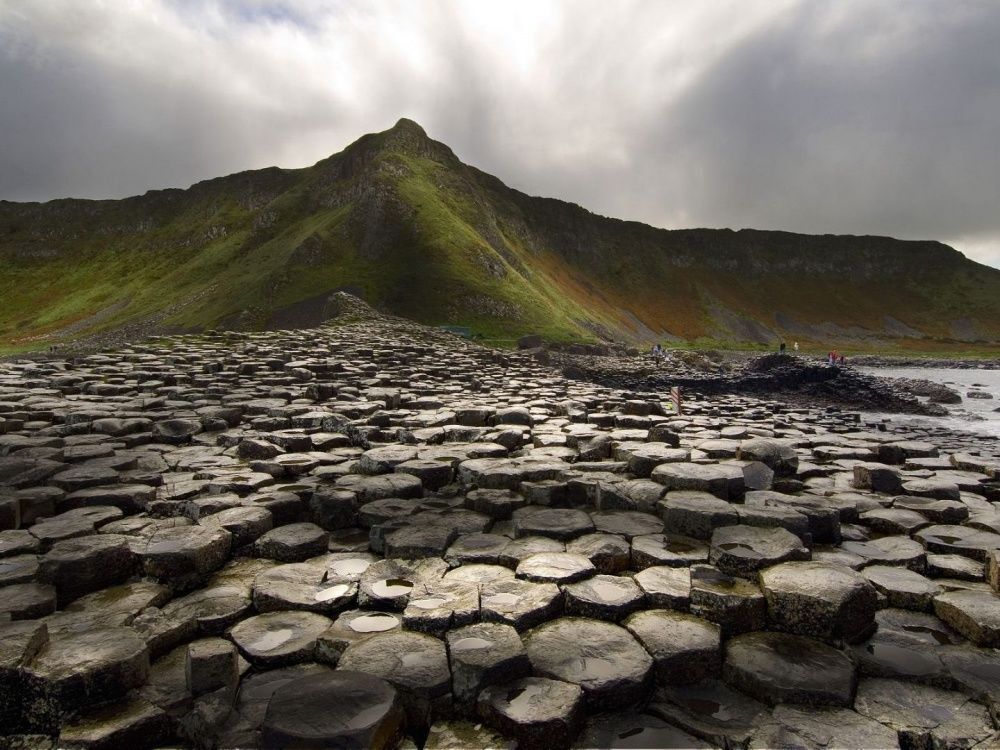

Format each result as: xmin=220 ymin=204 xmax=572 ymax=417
xmin=2 ymin=118 xmax=999 ymax=353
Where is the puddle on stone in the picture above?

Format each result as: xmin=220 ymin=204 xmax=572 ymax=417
xmin=901 ymin=624 xmax=954 ymax=645
xmin=451 ymin=637 xmax=493 ymax=651
xmin=693 ymin=568 xmax=736 ymax=589
xmin=314 ymin=583 xmax=352 ymax=602
xmin=330 ymin=558 xmax=371 ymax=577
xmin=349 ymin=613 xmax=398 ymax=633
xmin=864 ymin=642 xmax=939 ymax=675
xmin=409 ymin=597 xmax=449 ymax=610
xmin=371 ymin=578 xmax=414 ymax=598
xmin=250 ymin=627 xmax=295 ymax=652
xmin=684 ymin=698 xmax=735 ymax=723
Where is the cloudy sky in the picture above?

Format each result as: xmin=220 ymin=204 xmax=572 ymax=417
xmin=2 ymin=0 xmax=999 ymax=266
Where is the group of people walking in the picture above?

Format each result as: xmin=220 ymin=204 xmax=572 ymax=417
xmin=651 ymin=341 xmax=845 ymax=366
xmin=778 ymin=341 xmax=845 ymax=365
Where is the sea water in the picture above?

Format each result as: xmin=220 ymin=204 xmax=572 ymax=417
xmin=858 ymin=366 xmax=1000 ymax=437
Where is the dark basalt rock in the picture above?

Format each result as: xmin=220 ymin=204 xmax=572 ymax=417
xmin=577 ymin=711 xmax=713 ymax=749
xmin=338 ymin=630 xmax=451 ymax=732
xmin=933 ymin=589 xmax=1000 ymax=646
xmin=723 ymin=631 xmax=857 ymax=706
xmin=648 ymin=679 xmax=768 ymax=748
xmin=253 ymin=522 xmax=328 ymax=562
xmin=480 ymin=578 xmax=563 ymax=631
xmin=516 ymin=552 xmax=595 ymax=584
xmin=229 ymin=611 xmax=332 ymax=667
xmin=137 ymin=526 xmax=232 ymax=594
xmin=38 ymin=533 xmax=135 ymax=605
xmin=446 ymin=622 xmax=531 ymax=707
xmin=525 ymin=617 xmax=653 ymax=709
xmin=853 ymin=677 xmax=994 ymax=749
xmin=625 ymin=609 xmax=721 ymax=684
xmin=709 ymin=524 xmax=809 ymax=578
xmin=479 ymin=677 xmax=584 ymax=750
xmin=562 ymin=574 xmax=645 ymax=620
xmin=759 ymin=560 xmax=877 ymax=643
xmin=261 ymin=671 xmax=405 ymax=749
xmin=1 ymin=303 xmax=999 ymax=748
xmin=512 ymin=507 xmax=595 ymax=541
xmin=25 ymin=627 xmax=150 ymax=714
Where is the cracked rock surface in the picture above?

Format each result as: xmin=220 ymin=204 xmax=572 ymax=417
xmin=1 ymin=307 xmax=999 ymax=747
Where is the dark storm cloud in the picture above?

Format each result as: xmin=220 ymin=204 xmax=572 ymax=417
xmin=644 ymin=2 xmax=1000 ymax=255
xmin=1 ymin=0 xmax=998 ymax=266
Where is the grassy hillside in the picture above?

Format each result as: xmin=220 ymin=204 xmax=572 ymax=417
xmin=2 ymin=118 xmax=1000 ymax=353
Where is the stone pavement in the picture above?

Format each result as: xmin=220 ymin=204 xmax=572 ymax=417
xmin=1 ymin=308 xmax=999 ymax=748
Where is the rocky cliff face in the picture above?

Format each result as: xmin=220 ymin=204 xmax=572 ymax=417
xmin=2 ymin=118 xmax=999 ymax=351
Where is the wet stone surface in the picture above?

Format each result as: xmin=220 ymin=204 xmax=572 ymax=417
xmin=649 ymin=679 xmax=768 ymax=748
xmin=562 ymin=573 xmax=645 ymax=620
xmin=446 ymin=621 xmax=530 ymax=707
xmin=1 ymin=308 xmax=999 ymax=747
xmin=261 ymin=670 xmax=404 ymax=749
xmin=723 ymin=631 xmax=858 ymax=707
xmin=854 ymin=677 xmax=995 ymax=749
xmin=759 ymin=560 xmax=878 ymax=643
xmin=625 ymin=609 xmax=721 ymax=684
xmin=477 ymin=676 xmax=583 ymax=750
xmin=708 ymin=524 xmax=810 ymax=577
xmin=228 ymin=610 xmax=331 ymax=667
xmin=516 ymin=552 xmax=595 ymax=584
xmin=525 ymin=617 xmax=653 ymax=709
xmin=577 ymin=711 xmax=713 ymax=749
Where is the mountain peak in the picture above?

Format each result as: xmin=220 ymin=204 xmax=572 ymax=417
xmin=2 ymin=118 xmax=999 ymax=351
xmin=374 ymin=116 xmax=456 ymax=162
xmin=390 ymin=117 xmax=428 ymax=138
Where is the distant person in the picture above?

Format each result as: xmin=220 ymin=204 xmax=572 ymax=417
xmin=839 ymin=354 xmax=846 ymax=365
xmin=779 ymin=342 xmax=786 ymax=353
xmin=793 ymin=342 xmax=799 ymax=352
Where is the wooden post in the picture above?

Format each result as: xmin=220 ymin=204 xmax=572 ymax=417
xmin=670 ymin=386 xmax=682 ymax=416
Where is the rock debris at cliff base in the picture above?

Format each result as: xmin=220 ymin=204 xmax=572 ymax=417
xmin=1 ymin=309 xmax=1000 ymax=749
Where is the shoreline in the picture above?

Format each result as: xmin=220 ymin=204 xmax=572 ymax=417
xmin=824 ymin=354 xmax=1000 ymax=370
xmin=545 ymin=350 xmax=949 ymax=417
